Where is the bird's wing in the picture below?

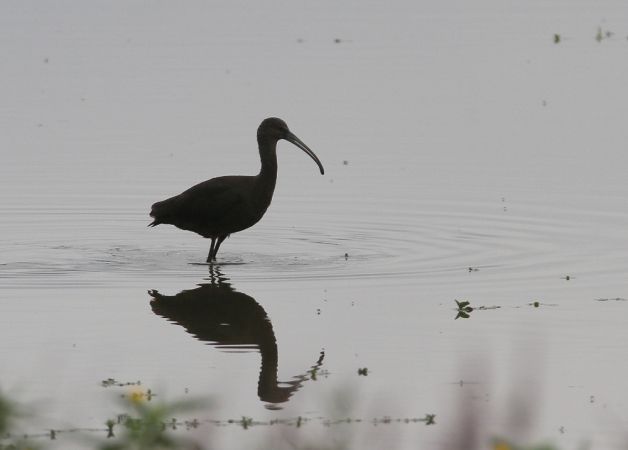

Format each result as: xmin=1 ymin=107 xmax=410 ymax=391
xmin=150 ymin=176 xmax=251 ymax=225
xmin=183 ymin=177 xmax=249 ymax=221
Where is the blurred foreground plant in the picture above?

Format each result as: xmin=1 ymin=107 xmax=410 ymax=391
xmin=0 ymin=389 xmax=40 ymax=450
xmin=0 ymin=384 xmax=567 ymax=450
xmin=0 ymin=390 xmax=13 ymax=435
xmin=492 ymin=439 xmax=557 ymax=450
xmin=97 ymin=387 xmax=208 ymax=450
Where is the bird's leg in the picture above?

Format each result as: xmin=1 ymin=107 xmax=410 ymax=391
xmin=212 ymin=235 xmax=227 ymax=260
xmin=207 ymin=238 xmax=216 ymax=263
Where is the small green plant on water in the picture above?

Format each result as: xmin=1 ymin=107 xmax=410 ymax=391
xmin=455 ymin=300 xmax=474 ymax=319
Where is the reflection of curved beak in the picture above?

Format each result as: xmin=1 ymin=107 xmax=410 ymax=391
xmin=285 ymin=130 xmax=325 ymax=175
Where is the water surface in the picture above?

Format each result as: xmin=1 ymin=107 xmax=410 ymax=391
xmin=2 ymin=1 xmax=628 ymax=448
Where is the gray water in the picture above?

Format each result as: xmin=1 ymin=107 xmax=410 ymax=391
xmin=2 ymin=1 xmax=628 ymax=449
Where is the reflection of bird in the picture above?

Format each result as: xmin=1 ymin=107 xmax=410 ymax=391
xmin=148 ymin=118 xmax=325 ymax=262
xmin=148 ymin=267 xmax=324 ymax=406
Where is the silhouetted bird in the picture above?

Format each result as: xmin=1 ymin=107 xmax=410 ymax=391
xmin=149 ymin=118 xmax=324 ymax=262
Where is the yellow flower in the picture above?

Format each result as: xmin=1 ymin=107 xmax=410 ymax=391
xmin=493 ymin=441 xmax=512 ymax=450
xmin=129 ymin=387 xmax=146 ymax=405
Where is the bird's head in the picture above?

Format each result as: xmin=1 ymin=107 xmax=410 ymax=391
xmin=258 ymin=117 xmax=290 ymax=141
xmin=257 ymin=117 xmax=325 ymax=175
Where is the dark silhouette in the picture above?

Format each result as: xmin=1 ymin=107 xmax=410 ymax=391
xmin=149 ymin=118 xmax=325 ymax=262
xmin=148 ymin=267 xmax=324 ymax=406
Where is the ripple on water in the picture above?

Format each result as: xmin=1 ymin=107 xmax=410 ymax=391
xmin=2 ymin=196 xmax=627 ymax=290
xmin=223 ymin=197 xmax=628 ymax=288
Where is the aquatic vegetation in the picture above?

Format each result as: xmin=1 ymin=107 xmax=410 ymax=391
xmin=99 ymin=390 xmax=208 ymax=450
xmin=0 ymin=387 xmax=578 ymax=450
xmin=454 ymin=300 xmax=501 ymax=319
xmin=126 ymin=388 xmax=155 ymax=405
xmin=553 ymin=34 xmax=561 ymax=44
xmin=423 ymin=414 xmax=436 ymax=425
xmin=357 ymin=367 xmax=369 ymax=376
xmin=0 ymin=392 xmax=12 ymax=435
xmin=491 ymin=439 xmax=557 ymax=450
xmin=594 ymin=27 xmax=615 ymax=42
xmin=0 ymin=390 xmax=40 ymax=450
xmin=308 ymin=366 xmax=329 ymax=381
xmin=237 ymin=416 xmax=253 ymax=430
xmin=0 ymin=386 xmax=442 ymax=449
xmin=455 ymin=300 xmax=474 ymax=319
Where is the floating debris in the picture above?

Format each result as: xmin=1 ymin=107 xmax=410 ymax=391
xmin=343 ymin=160 xmax=349 ymax=165
xmin=595 ymin=297 xmax=627 ymax=302
xmin=468 ymin=267 xmax=479 ymax=272
xmin=344 ymin=252 xmax=349 ymax=260
xmin=240 ymin=416 xmax=253 ymax=430
xmin=101 ymin=378 xmax=142 ymax=388
xmin=562 ymin=275 xmax=572 ymax=281
xmin=527 ymin=301 xmax=558 ymax=307
xmin=554 ymin=33 xmax=561 ymax=44
xmin=8 ymin=410 xmax=438 ymax=445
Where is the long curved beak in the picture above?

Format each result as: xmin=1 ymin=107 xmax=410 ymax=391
xmin=285 ymin=131 xmax=325 ymax=175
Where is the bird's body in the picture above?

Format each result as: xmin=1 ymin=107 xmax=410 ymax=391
xmin=149 ymin=118 xmax=324 ymax=262
xmin=150 ymin=175 xmax=274 ymax=238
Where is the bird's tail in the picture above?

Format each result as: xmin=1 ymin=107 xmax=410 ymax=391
xmin=148 ymin=209 xmax=161 ymax=227
xmin=148 ymin=198 xmax=174 ymax=227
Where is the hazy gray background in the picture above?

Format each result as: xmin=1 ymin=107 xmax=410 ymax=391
xmin=1 ymin=1 xmax=628 ymax=448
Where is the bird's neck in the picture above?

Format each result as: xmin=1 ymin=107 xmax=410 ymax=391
xmin=254 ymin=139 xmax=278 ymax=208
xmin=258 ymin=139 xmax=278 ymax=178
